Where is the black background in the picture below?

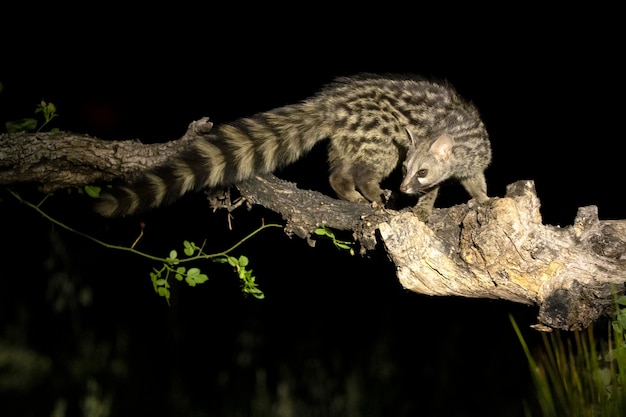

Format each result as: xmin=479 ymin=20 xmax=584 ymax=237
xmin=1 ymin=5 xmax=624 ymax=416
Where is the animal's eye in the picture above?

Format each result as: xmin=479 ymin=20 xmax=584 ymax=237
xmin=417 ymin=169 xmax=428 ymax=177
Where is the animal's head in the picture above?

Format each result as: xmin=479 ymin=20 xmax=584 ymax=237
xmin=399 ymin=129 xmax=455 ymax=195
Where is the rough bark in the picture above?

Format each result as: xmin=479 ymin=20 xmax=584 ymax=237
xmin=2 ymin=118 xmax=625 ymax=330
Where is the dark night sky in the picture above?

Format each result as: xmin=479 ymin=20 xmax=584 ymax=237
xmin=1 ymin=5 xmax=625 ymax=415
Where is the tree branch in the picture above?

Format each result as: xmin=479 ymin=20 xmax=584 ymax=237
xmin=2 ymin=118 xmax=624 ymax=330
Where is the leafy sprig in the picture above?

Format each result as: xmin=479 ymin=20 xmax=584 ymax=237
xmin=314 ymin=225 xmax=355 ymax=255
xmin=5 ymin=99 xmax=59 ymax=133
xmin=150 ymin=242 xmax=264 ymax=304
xmin=8 ymin=189 xmax=279 ymax=304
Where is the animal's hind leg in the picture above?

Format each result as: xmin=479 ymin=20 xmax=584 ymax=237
xmin=329 ymin=171 xmax=368 ymax=203
xmin=354 ymin=177 xmax=386 ymax=204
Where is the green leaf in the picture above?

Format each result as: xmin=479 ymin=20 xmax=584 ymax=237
xmin=243 ymin=285 xmax=265 ymax=299
xmin=6 ymin=118 xmax=37 ymax=133
xmin=187 ymin=267 xmax=201 ymax=276
xmin=36 ymin=101 xmax=57 ymax=119
xmin=617 ymin=310 xmax=626 ymax=329
xmin=185 ymin=277 xmax=196 ymax=287
xmin=615 ymin=345 xmax=626 ymax=360
xmin=46 ymin=102 xmax=57 ymax=117
xmin=617 ymin=296 xmax=626 ymax=306
xmin=238 ymin=256 xmax=249 ymax=267
xmin=183 ymin=241 xmax=196 ymax=256
xmin=194 ymin=274 xmax=208 ymax=284
xmin=183 ymin=243 xmax=195 ymax=256
xmin=174 ymin=266 xmax=185 ymax=281
xmin=169 ymin=250 xmax=178 ymax=259
xmin=227 ymin=256 xmax=237 ymax=267
xmin=84 ymin=185 xmax=101 ymax=198
xmin=314 ymin=227 xmax=333 ymax=237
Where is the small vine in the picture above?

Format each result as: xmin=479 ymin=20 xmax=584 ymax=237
xmin=314 ymin=225 xmax=356 ymax=256
xmin=4 ymin=99 xmax=59 ymax=133
xmin=7 ymin=189 xmax=281 ymax=304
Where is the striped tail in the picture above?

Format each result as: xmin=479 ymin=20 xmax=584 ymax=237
xmin=94 ymin=100 xmax=331 ymax=217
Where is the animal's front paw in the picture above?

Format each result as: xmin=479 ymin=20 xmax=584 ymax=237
xmin=468 ymin=196 xmax=496 ymax=209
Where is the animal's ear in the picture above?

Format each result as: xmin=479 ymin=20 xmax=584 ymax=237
xmin=430 ymin=134 xmax=454 ymax=160
xmin=404 ymin=128 xmax=418 ymax=148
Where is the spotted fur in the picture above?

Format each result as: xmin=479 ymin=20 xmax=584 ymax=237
xmin=94 ymin=74 xmax=491 ymax=217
